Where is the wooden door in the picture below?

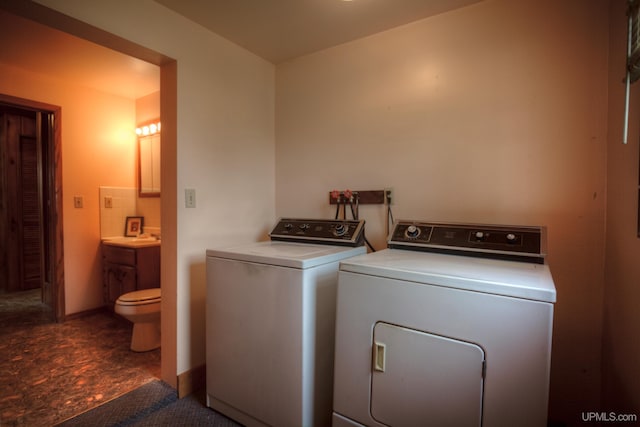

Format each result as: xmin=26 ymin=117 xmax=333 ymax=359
xmin=104 ymin=262 xmax=137 ymax=307
xmin=0 ymin=109 xmax=44 ymax=293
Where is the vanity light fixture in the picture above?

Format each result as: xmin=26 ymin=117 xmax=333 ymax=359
xmin=135 ymin=121 xmax=161 ymax=136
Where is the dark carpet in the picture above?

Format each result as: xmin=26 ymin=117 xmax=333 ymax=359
xmin=56 ymin=380 xmax=242 ymax=427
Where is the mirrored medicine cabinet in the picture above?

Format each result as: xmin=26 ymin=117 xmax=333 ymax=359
xmin=137 ymin=121 xmax=161 ymax=197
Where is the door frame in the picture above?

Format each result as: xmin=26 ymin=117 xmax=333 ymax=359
xmin=1 ymin=0 xmax=178 ymax=387
xmin=0 ymin=94 xmax=64 ymax=322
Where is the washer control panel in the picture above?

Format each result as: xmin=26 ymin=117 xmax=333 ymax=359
xmin=270 ymin=218 xmax=365 ymax=246
xmin=389 ymin=220 xmax=546 ymax=263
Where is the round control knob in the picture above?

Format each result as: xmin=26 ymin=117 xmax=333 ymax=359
xmin=405 ymin=225 xmax=420 ymax=238
xmin=475 ymin=231 xmax=485 ymax=240
xmin=334 ymin=224 xmax=346 ymax=236
xmin=284 ymin=223 xmax=293 ymax=230
xmin=299 ymin=223 xmax=309 ymax=230
xmin=506 ymin=233 xmax=517 ymax=243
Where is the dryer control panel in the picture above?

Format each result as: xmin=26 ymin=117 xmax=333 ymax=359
xmin=270 ymin=218 xmax=365 ymax=247
xmin=388 ymin=220 xmax=546 ymax=264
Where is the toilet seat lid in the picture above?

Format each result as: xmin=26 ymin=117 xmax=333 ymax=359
xmin=118 ymin=288 xmax=161 ymax=303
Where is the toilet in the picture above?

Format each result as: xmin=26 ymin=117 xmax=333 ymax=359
xmin=114 ymin=288 xmax=161 ymax=352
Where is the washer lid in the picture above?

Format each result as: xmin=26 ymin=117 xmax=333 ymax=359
xmin=340 ymin=249 xmax=556 ymax=303
xmin=118 ymin=288 xmax=161 ymax=302
xmin=206 ymin=241 xmax=366 ymax=269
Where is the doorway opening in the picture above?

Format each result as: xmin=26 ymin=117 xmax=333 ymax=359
xmin=0 ymin=95 xmax=63 ymax=322
xmin=0 ymin=0 xmax=177 ymax=388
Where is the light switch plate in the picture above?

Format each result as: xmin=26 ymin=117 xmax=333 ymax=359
xmin=185 ymin=189 xmax=196 ymax=208
xmin=74 ymin=196 xmax=83 ymax=208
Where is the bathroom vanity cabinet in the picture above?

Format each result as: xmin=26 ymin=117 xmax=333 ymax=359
xmin=102 ymin=242 xmax=160 ymax=309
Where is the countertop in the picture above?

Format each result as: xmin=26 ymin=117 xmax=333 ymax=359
xmin=102 ymin=237 xmax=161 ymax=248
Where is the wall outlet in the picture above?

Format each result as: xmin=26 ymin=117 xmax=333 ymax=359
xmin=185 ymin=188 xmax=196 ymax=208
xmin=104 ymin=196 xmax=113 ymax=209
xmin=73 ymin=195 xmax=83 ymax=209
xmin=384 ymin=188 xmax=393 ymax=205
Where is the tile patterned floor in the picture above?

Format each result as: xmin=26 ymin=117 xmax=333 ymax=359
xmin=0 ymin=289 xmax=160 ymax=426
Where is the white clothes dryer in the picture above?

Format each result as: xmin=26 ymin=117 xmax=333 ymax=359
xmin=206 ymin=218 xmax=367 ymax=427
xmin=333 ymin=220 xmax=556 ymax=427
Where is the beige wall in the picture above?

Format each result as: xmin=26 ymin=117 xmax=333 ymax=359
xmin=0 ymin=62 xmax=137 ymax=315
xmin=603 ymin=0 xmax=640 ymax=415
xmin=276 ymin=0 xmax=609 ymax=423
xmin=136 ymin=90 xmax=160 ymax=125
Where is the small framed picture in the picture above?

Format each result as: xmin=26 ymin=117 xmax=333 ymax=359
xmin=124 ymin=216 xmax=144 ymax=237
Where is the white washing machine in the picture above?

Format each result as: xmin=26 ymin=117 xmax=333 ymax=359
xmin=333 ymin=221 xmax=556 ymax=427
xmin=206 ymin=218 xmax=367 ymax=427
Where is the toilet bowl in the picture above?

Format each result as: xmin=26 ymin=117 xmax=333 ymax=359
xmin=115 ymin=288 xmax=161 ymax=352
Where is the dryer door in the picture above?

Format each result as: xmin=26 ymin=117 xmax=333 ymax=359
xmin=371 ymin=322 xmax=485 ymax=427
